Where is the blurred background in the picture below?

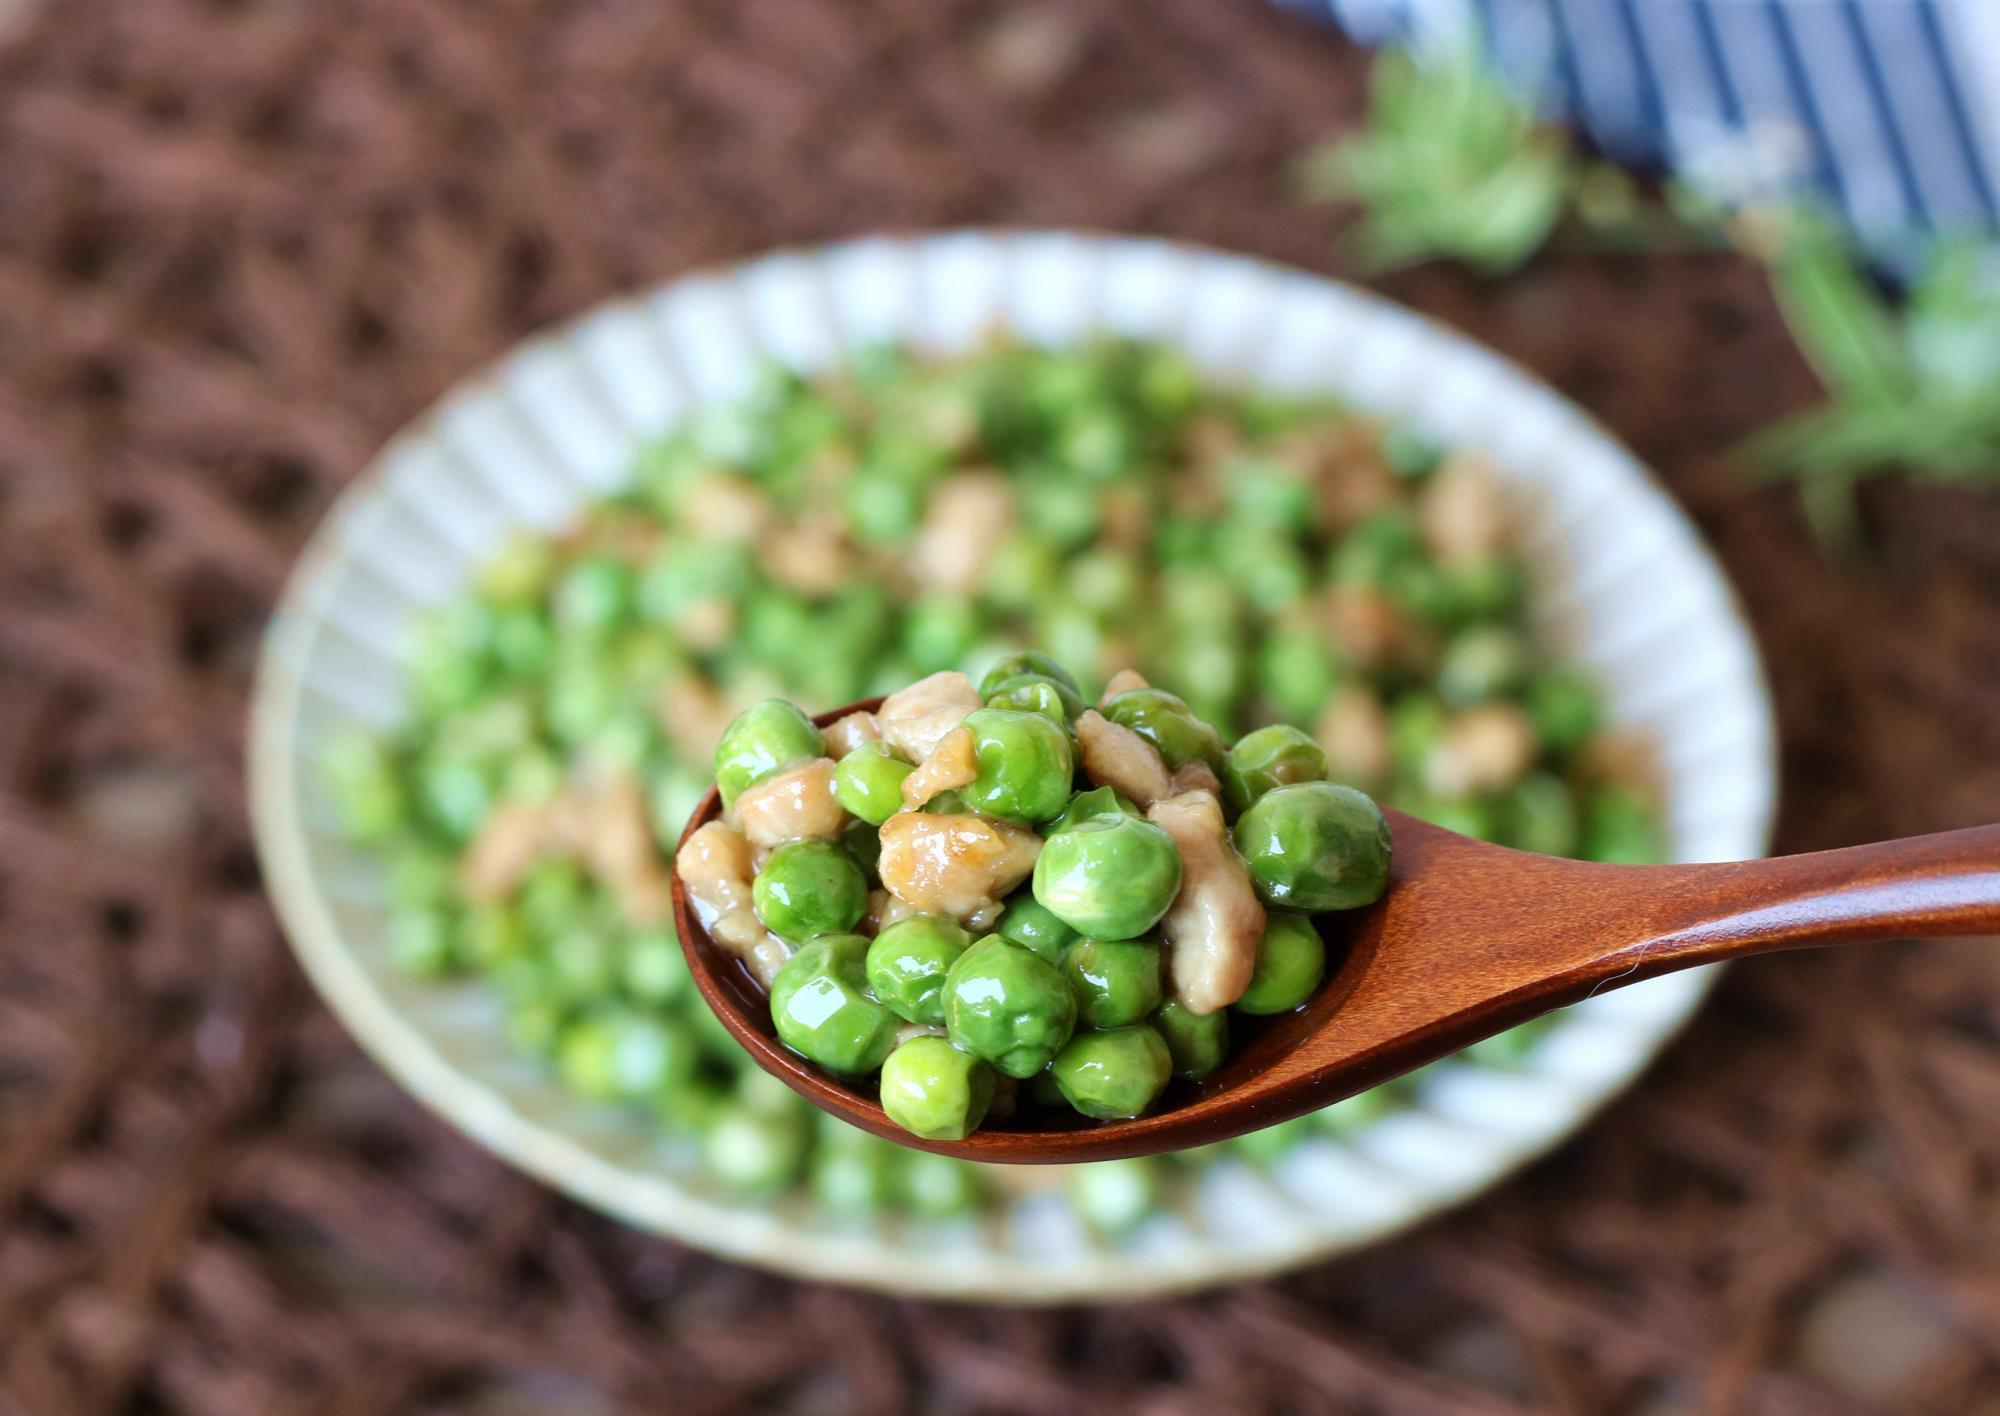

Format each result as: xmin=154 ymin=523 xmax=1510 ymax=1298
xmin=2 ymin=1 xmax=1999 ymax=1412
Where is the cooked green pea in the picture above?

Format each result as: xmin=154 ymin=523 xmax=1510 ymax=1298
xmin=556 ymin=1008 xmax=695 ymax=1101
xmin=388 ymin=907 xmax=456 ymax=977
xmin=553 ymin=556 xmax=635 ymax=639
xmin=838 ymin=815 xmax=881 ymax=886
xmin=979 ymin=651 xmax=1085 ymax=716
xmin=960 ymin=707 xmax=1074 ymax=824
xmin=713 ymin=699 xmax=824 ymax=808
xmin=702 ymin=1105 xmax=809 ymax=1197
xmin=1222 ymin=724 xmax=1330 ymax=817
xmin=831 ymin=742 xmax=910 ymax=826
xmin=865 ymin=915 xmax=974 ymax=1025
xmin=1237 ymin=912 xmax=1325 ymax=1014
xmin=994 ymin=892 xmax=1077 ymax=962
xmin=1062 ymin=937 xmax=1164 ymax=1029
xmin=1528 ymin=667 xmax=1602 ymax=755
xmin=1051 ymin=1025 xmax=1172 ymax=1120
xmin=622 ymin=929 xmax=690 ymax=1005
xmin=1235 ymin=781 xmax=1392 ymax=911
xmin=1503 ymin=772 xmax=1578 ymax=856
xmin=810 ymin=1132 xmax=900 ymax=1217
xmin=768 ymin=934 xmax=898 ymax=1074
xmin=1067 ymin=1157 xmax=1163 ymax=1235
xmin=983 ymin=676 xmax=1073 ymax=728
xmin=880 ymin=1036 xmax=996 ymax=1140
xmin=1047 ymin=784 xmax=1141 ymax=835
xmin=1437 ymin=626 xmax=1529 ymax=706
xmin=1099 ymin=687 xmax=1224 ymax=772
xmin=898 ymin=1151 xmax=985 ymax=1219
xmin=324 ymin=734 xmax=407 ymax=842
xmin=1153 ymin=997 xmax=1230 ymax=1080
xmin=943 ymin=935 xmax=1077 ymax=1079
xmin=753 ymin=839 xmax=868 ymax=942
xmin=1032 ymin=812 xmax=1181 ymax=941
xmin=1583 ymin=784 xmax=1664 ymax=864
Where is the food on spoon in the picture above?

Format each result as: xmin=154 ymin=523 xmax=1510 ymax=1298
xmin=680 ymin=658 xmax=1393 ymax=1139
xmin=328 ymin=337 xmax=1665 ymax=1214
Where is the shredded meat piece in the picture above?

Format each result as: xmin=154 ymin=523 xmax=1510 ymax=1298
xmin=823 ymin=710 xmax=882 ymax=758
xmin=578 ymin=772 xmax=671 ymax=926
xmin=1099 ymin=668 xmax=1149 ymax=704
xmin=458 ymin=771 xmax=670 ymax=926
xmin=860 ymin=888 xmax=915 ymax=937
xmin=877 ymin=811 xmax=1041 ymax=924
xmin=1420 ymin=449 xmax=1512 ymax=564
xmin=734 ymin=757 xmax=845 ymax=850
xmin=901 ymin=726 xmax=978 ymax=809
xmin=683 ymin=475 xmax=770 ymax=542
xmin=1148 ymin=790 xmax=1266 ymax=1015
xmin=674 ymin=596 xmax=736 ymax=652
xmin=911 ymin=472 xmax=1014 ymax=594
xmin=459 ymin=800 xmax=551 ymax=904
xmin=676 ymin=820 xmax=792 ymax=984
xmin=1578 ymin=727 xmax=1661 ymax=797
xmin=877 ymin=670 xmax=981 ymax=763
xmin=1170 ymin=760 xmax=1222 ymax=797
xmin=1324 ymin=585 xmax=1410 ymax=669
xmin=762 ymin=521 xmax=853 ymax=595
xmin=1426 ymin=704 xmax=1537 ymax=796
xmin=1075 ymin=709 xmax=1172 ymax=807
xmin=1317 ymin=687 xmax=1391 ymax=787
xmin=657 ymin=675 xmax=736 ymax=765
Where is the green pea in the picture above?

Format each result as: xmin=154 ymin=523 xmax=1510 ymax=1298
xmin=1440 ymin=555 xmax=1526 ymax=623
xmin=557 ymin=1009 xmax=695 ymax=1101
xmin=1032 ymin=812 xmax=1182 ymax=941
xmin=713 ymin=699 xmax=824 ymax=808
xmin=1062 ymin=937 xmax=1165 ymax=1029
xmin=768 ymin=934 xmax=898 ymax=1074
xmin=417 ymin=755 xmax=490 ymax=844
xmin=553 ymin=556 xmax=635 ymax=639
xmin=902 ymin=596 xmax=982 ymax=674
xmin=979 ymin=652 xmax=1085 ymax=718
xmin=1381 ymin=426 xmax=1443 ymax=478
xmin=1330 ymin=508 xmax=1423 ymax=587
xmin=1437 ymin=626 xmax=1529 ymax=707
xmin=1230 ymin=1115 xmax=1314 ymax=1164
xmin=1583 ymin=784 xmax=1665 ymax=864
xmin=1223 ymin=724 xmax=1330 ymax=817
xmin=1051 ymin=1026 xmax=1172 ymax=1120
xmin=388 ymin=907 xmax=456 ymax=977
xmin=1067 ymin=1157 xmax=1162 ymax=1236
xmin=833 ymin=741 xmax=913 ymax=826
xmin=1099 ymin=687 xmax=1224 ymax=773
xmin=1257 ymin=616 xmax=1339 ymax=725
xmin=459 ymin=904 xmax=526 ymax=970
xmin=547 ymin=926 xmax=618 ymax=1001
xmin=1528 ymin=667 xmax=1602 ymax=755
xmin=1234 ymin=781 xmax=1393 ymax=912
xmin=994 ymin=892 xmax=1077 ymax=963
xmin=810 ymin=1133 xmax=900 ymax=1218
xmin=899 ymin=1152 xmax=985 ymax=1219
xmin=1503 ymin=772 xmax=1578 ymax=856
xmin=385 ymin=843 xmax=455 ymax=912
xmin=943 ymin=936 xmax=1077 ymax=1079
xmin=478 ymin=533 xmax=555 ymax=604
xmin=753 ymin=839 xmax=867 ymax=942
xmin=983 ymin=676 xmax=1073 ymax=729
xmin=622 ymin=929 xmax=690 ymax=1005
xmin=1313 ymin=1087 xmax=1394 ymax=1135
xmin=959 ymin=708 xmax=1075 ymax=824
xmin=880 ymin=1036 xmax=996 ymax=1140
xmin=324 ymin=734 xmax=407 ymax=843
xmin=865 ymin=915 xmax=974 ymax=1026
xmin=838 ymin=816 xmax=881 ymax=887
xmin=1047 ymin=784 xmax=1142 ymax=835
xmin=1153 ymin=997 xmax=1230 ymax=1080
xmin=702 ymin=1106 xmax=809 ymax=1197
xmin=1237 ymin=913 xmax=1326 ymax=1015
xmin=504 ymin=996 xmax=567 ymax=1057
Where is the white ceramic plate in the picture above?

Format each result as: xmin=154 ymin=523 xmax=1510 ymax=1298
xmin=249 ymin=232 xmax=1776 ymax=1302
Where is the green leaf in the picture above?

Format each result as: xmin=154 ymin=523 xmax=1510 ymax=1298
xmin=1766 ymin=223 xmax=1911 ymax=403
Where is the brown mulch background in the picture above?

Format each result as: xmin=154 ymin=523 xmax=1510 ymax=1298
xmin=3 ymin=1 xmax=2000 ymax=1411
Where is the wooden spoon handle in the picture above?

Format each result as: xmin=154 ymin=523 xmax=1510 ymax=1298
xmin=1621 ymin=822 xmax=2000 ymax=970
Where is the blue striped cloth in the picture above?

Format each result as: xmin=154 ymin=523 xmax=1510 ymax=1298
xmin=1275 ymin=0 xmax=2000 ymax=253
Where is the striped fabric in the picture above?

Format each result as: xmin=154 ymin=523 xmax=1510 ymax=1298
xmin=1276 ymin=0 xmax=2000 ymax=252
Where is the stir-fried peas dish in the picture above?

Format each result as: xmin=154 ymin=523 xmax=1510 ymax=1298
xmin=325 ymin=341 xmax=1665 ymax=1215
xmin=684 ymin=658 xmax=1391 ymax=1138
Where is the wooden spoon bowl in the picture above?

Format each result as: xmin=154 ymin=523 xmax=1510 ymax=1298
xmin=675 ymin=701 xmax=2000 ymax=1163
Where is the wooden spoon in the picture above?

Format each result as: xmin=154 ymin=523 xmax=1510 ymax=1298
xmin=673 ymin=699 xmax=2000 ymax=1163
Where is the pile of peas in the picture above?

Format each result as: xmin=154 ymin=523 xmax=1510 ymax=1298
xmin=697 ymin=654 xmax=1392 ymax=1139
xmin=325 ymin=340 xmax=1664 ymax=1228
